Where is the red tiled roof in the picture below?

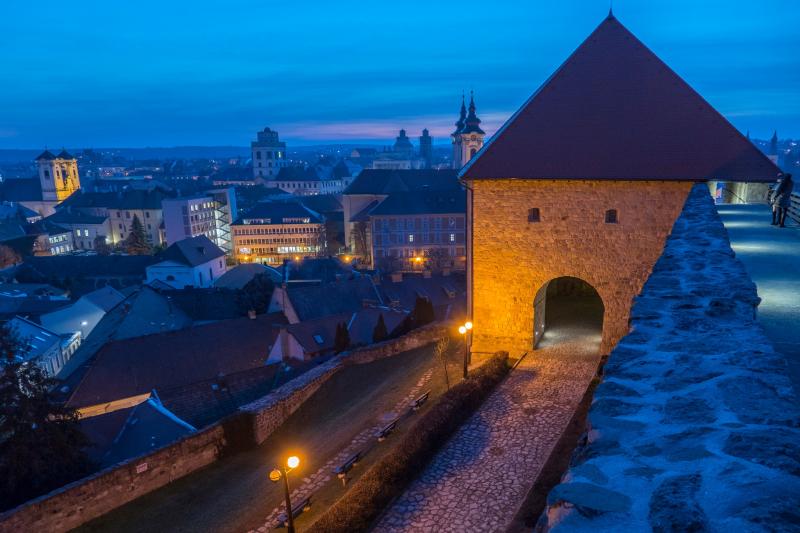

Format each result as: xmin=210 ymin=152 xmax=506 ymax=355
xmin=67 ymin=312 xmax=287 ymax=408
xmin=461 ymin=15 xmax=780 ymax=183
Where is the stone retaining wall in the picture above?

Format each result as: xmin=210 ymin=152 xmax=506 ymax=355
xmin=0 ymin=421 xmax=229 ymax=533
xmin=243 ymin=322 xmax=447 ymax=444
xmin=540 ymin=185 xmax=800 ymax=532
xmin=0 ymin=323 xmax=447 ymax=533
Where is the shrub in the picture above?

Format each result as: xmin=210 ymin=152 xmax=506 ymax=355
xmin=311 ymin=352 xmax=510 ymax=532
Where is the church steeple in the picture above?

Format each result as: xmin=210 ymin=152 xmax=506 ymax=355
xmin=453 ymin=92 xmax=467 ymax=136
xmin=461 ymin=91 xmax=485 ymax=135
xmin=451 ymin=90 xmax=486 ymax=169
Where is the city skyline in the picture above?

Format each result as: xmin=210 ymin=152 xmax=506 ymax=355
xmin=1 ymin=0 xmax=799 ymax=148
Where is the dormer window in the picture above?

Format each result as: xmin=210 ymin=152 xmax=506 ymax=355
xmin=605 ymin=209 xmax=618 ymax=224
xmin=527 ymin=208 xmax=540 ymax=223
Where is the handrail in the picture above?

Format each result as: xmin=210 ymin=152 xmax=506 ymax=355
xmin=788 ymin=192 xmax=800 ymax=225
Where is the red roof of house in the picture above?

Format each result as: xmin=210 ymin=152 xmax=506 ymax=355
xmin=461 ymin=15 xmax=780 ymax=183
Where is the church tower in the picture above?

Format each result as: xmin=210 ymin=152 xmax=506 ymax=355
xmin=768 ymin=130 xmax=779 ymax=164
xmin=36 ymin=149 xmax=80 ymax=202
xmin=451 ymin=91 xmax=485 ymax=169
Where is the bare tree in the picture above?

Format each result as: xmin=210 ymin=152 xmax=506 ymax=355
xmin=352 ymin=221 xmax=370 ymax=264
xmin=0 ymin=245 xmax=20 ymax=269
xmin=426 ymin=247 xmax=452 ymax=272
xmin=434 ymin=336 xmax=451 ymax=390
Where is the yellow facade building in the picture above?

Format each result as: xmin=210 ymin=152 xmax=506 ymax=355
xmin=36 ymin=149 xmax=81 ymax=202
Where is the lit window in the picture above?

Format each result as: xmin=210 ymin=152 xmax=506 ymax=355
xmin=605 ymin=209 xmax=618 ymax=224
xmin=408 ymin=234 xmax=414 ymax=243
xmin=450 ymin=233 xmax=455 ymax=242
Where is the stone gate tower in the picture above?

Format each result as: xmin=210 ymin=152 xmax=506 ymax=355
xmin=36 ymin=149 xmax=80 ymax=202
xmin=452 ymin=92 xmax=485 ymax=169
xmin=461 ymin=13 xmax=780 ymax=358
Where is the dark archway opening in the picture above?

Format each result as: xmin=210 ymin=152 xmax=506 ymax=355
xmin=533 ymin=276 xmax=604 ymax=351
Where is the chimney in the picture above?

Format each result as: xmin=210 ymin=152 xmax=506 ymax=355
xmin=248 ymin=309 xmax=257 ymax=320
xmin=391 ymin=272 xmax=402 ymax=283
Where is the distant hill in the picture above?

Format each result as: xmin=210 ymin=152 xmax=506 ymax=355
xmin=0 ymin=146 xmax=251 ymax=164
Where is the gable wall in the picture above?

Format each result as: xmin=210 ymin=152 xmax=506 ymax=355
xmin=468 ymin=179 xmax=693 ymax=356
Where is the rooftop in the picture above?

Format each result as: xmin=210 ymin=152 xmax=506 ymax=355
xmin=461 ymin=15 xmax=780 ymax=182
xmin=344 ymin=169 xmax=460 ymax=195
xmin=66 ymin=312 xmax=287 ymax=408
xmin=235 ymin=202 xmax=322 ymax=225
xmin=159 ymin=235 xmax=226 ymax=268
xmin=369 ymin=189 xmax=466 ymax=216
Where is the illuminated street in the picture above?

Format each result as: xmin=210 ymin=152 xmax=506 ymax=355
xmin=76 ymin=345 xmax=447 ymax=533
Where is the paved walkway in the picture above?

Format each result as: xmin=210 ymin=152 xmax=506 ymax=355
xmin=717 ymin=204 xmax=800 ymax=391
xmin=376 ymin=301 xmax=602 ymax=532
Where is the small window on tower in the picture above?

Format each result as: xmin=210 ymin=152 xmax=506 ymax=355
xmin=605 ymin=209 xmax=618 ymax=224
xmin=527 ymin=208 xmax=540 ymax=223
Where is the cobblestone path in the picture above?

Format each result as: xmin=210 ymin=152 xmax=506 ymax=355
xmin=376 ymin=323 xmax=601 ymax=532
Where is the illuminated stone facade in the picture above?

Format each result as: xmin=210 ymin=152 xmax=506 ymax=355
xmin=467 ymin=179 xmax=693 ymax=356
xmin=36 ymin=149 xmax=81 ymax=202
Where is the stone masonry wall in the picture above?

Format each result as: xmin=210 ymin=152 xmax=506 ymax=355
xmin=469 ymin=179 xmax=692 ymax=355
xmin=541 ymin=185 xmax=800 ymax=532
xmin=0 ymin=422 xmax=228 ymax=533
xmin=243 ymin=322 xmax=447 ymax=444
xmin=0 ymin=323 xmax=446 ymax=533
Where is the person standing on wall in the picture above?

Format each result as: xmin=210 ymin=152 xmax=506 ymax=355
xmin=768 ymin=173 xmax=783 ymax=225
xmin=773 ymin=173 xmax=794 ymax=228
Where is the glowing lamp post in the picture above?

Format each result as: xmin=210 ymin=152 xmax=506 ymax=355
xmin=458 ymin=321 xmax=473 ymax=379
xmin=269 ymin=455 xmax=301 ymax=533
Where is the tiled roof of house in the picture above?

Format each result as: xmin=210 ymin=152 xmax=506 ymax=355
xmin=284 ymin=307 xmax=407 ymax=355
xmin=45 ymin=209 xmax=108 ymax=225
xmin=296 ymin=194 xmax=343 ymax=214
xmin=7 ymin=316 xmax=61 ymax=361
xmin=159 ymin=235 xmax=226 ymax=267
xmin=462 ymin=15 xmax=780 ymax=182
xmin=344 ymin=169 xmax=460 ymax=195
xmin=369 ymin=189 xmax=466 ymax=216
xmin=81 ymin=286 xmax=126 ymax=312
xmin=213 ymin=263 xmax=282 ymax=290
xmin=158 ymin=287 xmax=245 ymax=322
xmin=377 ymin=273 xmax=466 ymax=321
xmin=285 ymin=277 xmax=383 ymax=321
xmin=55 ymin=286 xmax=193 ymax=382
xmin=58 ymin=189 xmax=172 ymax=210
xmin=0 ymin=296 xmax=71 ymax=322
xmin=66 ymin=312 xmax=287 ymax=408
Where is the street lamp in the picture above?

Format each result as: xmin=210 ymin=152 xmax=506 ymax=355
xmin=269 ymin=455 xmax=301 ymax=533
xmin=459 ymin=321 xmax=473 ymax=379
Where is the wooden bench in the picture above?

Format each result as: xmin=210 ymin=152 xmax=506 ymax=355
xmin=334 ymin=451 xmax=362 ymax=486
xmin=377 ymin=418 xmax=399 ymax=442
xmin=412 ymin=390 xmax=430 ymax=411
xmin=279 ymin=496 xmax=311 ymax=527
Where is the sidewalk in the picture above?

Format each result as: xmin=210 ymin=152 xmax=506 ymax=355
xmin=376 ymin=334 xmax=600 ymax=532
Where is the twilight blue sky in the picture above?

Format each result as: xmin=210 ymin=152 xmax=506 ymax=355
xmin=1 ymin=0 xmax=798 ymax=148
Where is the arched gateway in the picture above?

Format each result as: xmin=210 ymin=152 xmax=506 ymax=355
xmin=460 ymin=13 xmax=780 ymax=358
xmin=534 ymin=277 xmax=603 ymax=350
